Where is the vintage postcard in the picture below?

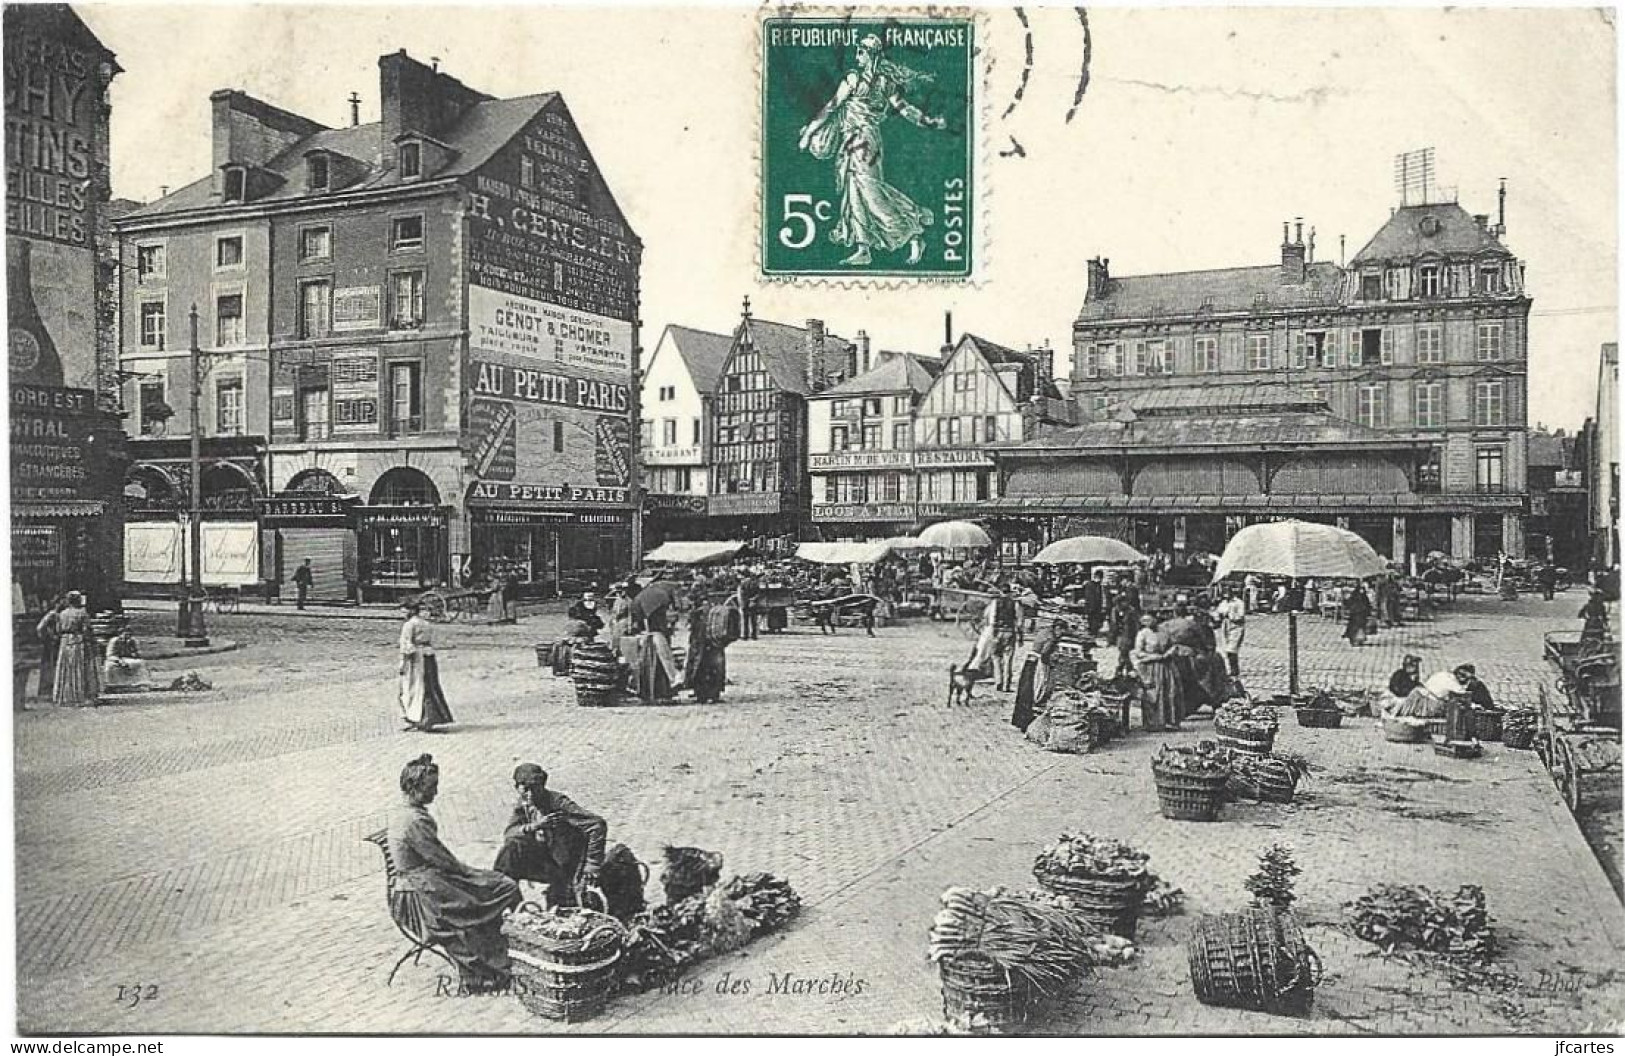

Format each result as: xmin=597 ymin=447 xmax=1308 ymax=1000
xmin=3 ymin=1 xmax=1621 ymax=1047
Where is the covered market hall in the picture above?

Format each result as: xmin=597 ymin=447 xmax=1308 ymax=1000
xmin=986 ymin=387 xmax=1519 ymax=562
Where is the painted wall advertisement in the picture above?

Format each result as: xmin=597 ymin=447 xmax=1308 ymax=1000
xmin=462 ymin=102 xmax=638 ymax=515
xmin=4 ymin=6 xmax=110 ymax=394
xmin=10 ymin=384 xmax=99 ymax=503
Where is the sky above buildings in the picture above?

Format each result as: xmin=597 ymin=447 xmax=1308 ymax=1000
xmin=81 ymin=5 xmax=1616 ymax=429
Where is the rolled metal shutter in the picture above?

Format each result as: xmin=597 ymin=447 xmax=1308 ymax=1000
xmin=281 ymin=528 xmax=354 ymax=603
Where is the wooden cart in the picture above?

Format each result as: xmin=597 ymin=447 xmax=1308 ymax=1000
xmin=1538 ymin=630 xmax=1621 ymax=814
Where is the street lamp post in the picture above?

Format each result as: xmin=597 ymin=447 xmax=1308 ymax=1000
xmin=177 ymin=304 xmax=210 ymax=647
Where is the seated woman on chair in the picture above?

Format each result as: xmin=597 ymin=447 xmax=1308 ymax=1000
xmin=101 ymin=621 xmax=151 ymax=692
xmin=387 ymin=754 xmax=521 ymax=994
xmin=493 ymin=763 xmax=608 ymax=908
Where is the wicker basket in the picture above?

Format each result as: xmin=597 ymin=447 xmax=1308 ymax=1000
xmin=1152 ymin=761 xmax=1228 ymax=822
xmin=1502 ymin=713 xmax=1539 ymax=750
xmin=939 ymin=950 xmax=1033 ymax=1034
xmin=1033 ymin=871 xmax=1145 ymax=938
xmin=1249 ymin=758 xmax=1300 ymax=804
xmin=534 ymin=643 xmax=554 ymax=669
xmin=1469 ymin=708 xmax=1504 ymax=742
xmin=1295 ymin=706 xmax=1343 ymax=729
xmin=507 ymin=907 xmax=626 ymax=1022
xmin=1382 ymin=717 xmax=1430 ymax=743
xmin=1187 ymin=908 xmax=1321 ymax=1017
xmin=1215 ymin=731 xmax=1275 ymax=756
xmin=570 ymin=642 xmax=620 ymax=707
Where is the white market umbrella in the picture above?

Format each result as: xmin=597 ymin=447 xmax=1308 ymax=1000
xmin=1212 ymin=520 xmax=1387 ymax=694
xmin=1212 ymin=520 xmax=1388 ymax=582
xmin=918 ymin=520 xmax=992 ymax=549
xmin=643 ymin=541 xmax=748 ymax=566
xmin=1033 ymin=535 xmax=1146 ymax=565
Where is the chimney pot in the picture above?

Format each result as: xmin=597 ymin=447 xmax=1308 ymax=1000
xmin=1282 ymin=221 xmax=1290 ymax=244
xmin=1294 ymin=218 xmax=1304 ymax=244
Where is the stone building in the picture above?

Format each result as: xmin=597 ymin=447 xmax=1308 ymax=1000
xmin=5 ymin=4 xmax=129 ymax=613
xmin=113 ymin=50 xmax=641 ymax=602
xmin=639 ymin=324 xmax=732 ymax=547
xmin=1070 ymin=189 xmax=1531 ymax=560
xmin=806 ymin=347 xmax=941 ymax=540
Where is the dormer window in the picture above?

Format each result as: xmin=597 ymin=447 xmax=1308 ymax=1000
xmin=307 ymin=154 xmax=330 ymax=193
xmin=222 ymin=166 xmax=246 ymax=203
xmin=398 ymin=141 xmax=422 ymax=179
xmin=1359 ymin=272 xmax=1382 ymax=300
xmin=1418 ymin=264 xmax=1441 ymax=298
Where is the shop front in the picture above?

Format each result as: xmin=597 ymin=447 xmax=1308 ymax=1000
xmin=643 ymin=493 xmax=713 ymax=549
xmin=810 ymin=501 xmax=916 ymax=542
xmin=466 ymin=482 xmax=633 ymax=595
xmin=355 ymin=467 xmax=451 ymax=601
xmin=258 ymin=475 xmax=360 ymax=604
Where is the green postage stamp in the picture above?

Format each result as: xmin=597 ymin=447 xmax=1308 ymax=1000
xmin=760 ymin=15 xmax=977 ymax=280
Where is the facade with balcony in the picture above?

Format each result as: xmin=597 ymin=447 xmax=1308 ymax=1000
xmin=807 ymin=350 xmax=940 ymax=539
xmin=114 ymin=51 xmax=641 ymax=600
xmin=1070 ymin=192 xmax=1532 ymax=559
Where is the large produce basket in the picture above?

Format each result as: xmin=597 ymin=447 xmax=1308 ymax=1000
xmin=1033 ymin=871 xmax=1144 ymax=939
xmin=1382 ymin=716 xmax=1430 ymax=743
xmin=1152 ymin=762 xmax=1228 ymax=822
xmin=1294 ymin=706 xmax=1343 ymax=729
xmin=569 ymin=642 xmax=620 ymax=707
xmin=1187 ymin=907 xmax=1320 ymax=1017
xmin=507 ymin=906 xmax=626 ymax=1022
xmin=939 ymin=950 xmax=1033 ymax=1034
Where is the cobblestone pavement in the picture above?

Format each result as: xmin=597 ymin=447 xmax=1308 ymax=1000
xmin=14 ymin=592 xmax=1623 ymax=1035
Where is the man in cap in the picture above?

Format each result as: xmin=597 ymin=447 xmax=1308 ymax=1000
xmin=566 ymin=592 xmax=604 ymax=635
xmin=494 ymin=764 xmax=608 ymax=907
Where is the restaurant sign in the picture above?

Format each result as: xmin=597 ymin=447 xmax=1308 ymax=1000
xmin=915 ymin=448 xmax=994 ymax=468
xmin=813 ymin=502 xmax=915 ymax=522
xmin=809 ymin=450 xmax=912 ymax=471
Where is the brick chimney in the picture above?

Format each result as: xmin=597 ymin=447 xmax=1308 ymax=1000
xmin=804 ymin=318 xmax=827 ymax=393
xmin=856 ymin=330 xmax=871 ymax=375
xmin=1030 ymin=340 xmax=1054 ymax=386
xmin=379 ymin=50 xmax=491 ymax=170
xmin=1086 ymin=257 xmax=1111 ymax=301
xmin=1280 ymin=220 xmax=1306 ymax=285
xmin=210 ymin=90 xmax=326 ymax=196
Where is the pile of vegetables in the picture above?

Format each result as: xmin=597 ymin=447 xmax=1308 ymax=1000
xmin=1215 ymin=701 xmax=1280 ymax=737
xmin=1153 ymin=742 xmax=1232 ymax=777
xmin=722 ymin=872 xmax=802 ymax=935
xmin=505 ymin=905 xmax=625 ymax=953
xmin=1346 ymin=883 xmax=1496 ymax=961
xmin=928 ymin=886 xmax=1101 ymax=994
xmin=1140 ymin=873 xmax=1185 ymax=918
xmin=616 ymin=871 xmax=803 ymax=993
xmin=660 ymin=845 xmax=724 ymax=904
xmin=168 ymin=672 xmax=213 ymax=692
xmin=1032 ymin=833 xmax=1149 ymax=883
xmin=1028 ymin=691 xmax=1123 ymax=754
xmin=1501 ymin=708 xmax=1540 ymax=748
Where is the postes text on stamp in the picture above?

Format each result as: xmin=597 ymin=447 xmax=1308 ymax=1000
xmin=761 ymin=15 xmax=975 ymax=280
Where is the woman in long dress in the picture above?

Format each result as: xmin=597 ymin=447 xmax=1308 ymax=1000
xmin=387 ymin=754 xmax=521 ymax=993
xmin=52 ymin=592 xmax=100 ymax=707
xmin=1011 ymin=619 xmax=1065 ymax=733
xmin=1132 ymin=614 xmax=1180 ymax=732
xmin=1343 ymin=583 xmax=1372 ymax=647
xmin=398 ymin=601 xmax=454 ymax=732
xmin=797 ymin=33 xmax=948 ymax=267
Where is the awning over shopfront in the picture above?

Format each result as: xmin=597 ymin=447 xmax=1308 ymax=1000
xmin=795 ymin=541 xmax=896 ymax=565
xmin=983 ymin=493 xmax=1523 ymax=515
xmin=643 ymin=540 xmax=749 ymax=565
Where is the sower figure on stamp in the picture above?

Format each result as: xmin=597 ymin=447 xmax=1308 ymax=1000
xmin=798 ymin=33 xmax=948 ymax=266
